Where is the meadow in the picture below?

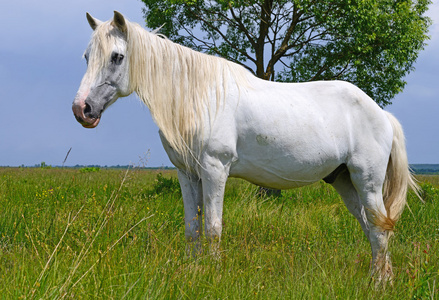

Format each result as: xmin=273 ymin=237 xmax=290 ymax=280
xmin=0 ymin=167 xmax=437 ymax=299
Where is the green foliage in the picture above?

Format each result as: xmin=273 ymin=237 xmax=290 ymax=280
xmin=0 ymin=168 xmax=438 ymax=298
xmin=148 ymin=172 xmax=182 ymax=197
xmin=141 ymin=0 xmax=431 ymax=106
xmin=79 ymin=166 xmax=101 ymax=173
xmin=419 ymin=182 xmax=439 ymax=202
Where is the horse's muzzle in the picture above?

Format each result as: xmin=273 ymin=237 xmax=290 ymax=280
xmin=72 ymin=102 xmax=100 ymax=128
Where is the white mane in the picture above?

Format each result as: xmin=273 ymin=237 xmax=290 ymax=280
xmin=90 ymin=20 xmax=250 ymax=167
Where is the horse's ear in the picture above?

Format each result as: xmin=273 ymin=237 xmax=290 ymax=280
xmin=113 ymin=11 xmax=127 ymax=33
xmin=86 ymin=12 xmax=102 ymax=31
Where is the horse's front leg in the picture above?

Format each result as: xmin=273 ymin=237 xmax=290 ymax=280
xmin=200 ymin=156 xmax=229 ymax=255
xmin=178 ymin=170 xmax=203 ymax=255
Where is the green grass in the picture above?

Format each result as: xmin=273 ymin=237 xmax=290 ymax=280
xmin=0 ymin=168 xmax=437 ymax=299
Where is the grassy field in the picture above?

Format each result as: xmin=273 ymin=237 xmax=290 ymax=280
xmin=0 ymin=167 xmax=437 ymax=299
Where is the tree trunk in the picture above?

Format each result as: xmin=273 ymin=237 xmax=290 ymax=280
xmin=257 ymin=187 xmax=282 ymax=197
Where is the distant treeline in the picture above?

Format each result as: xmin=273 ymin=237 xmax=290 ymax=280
xmin=2 ymin=164 xmax=438 ymax=174
xmin=410 ymin=164 xmax=439 ymax=175
xmin=3 ymin=163 xmax=176 ymax=170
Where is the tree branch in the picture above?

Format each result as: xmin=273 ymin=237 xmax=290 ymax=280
xmin=188 ymin=9 xmax=257 ymax=65
xmin=264 ymin=5 xmax=302 ymax=78
xmin=228 ymin=5 xmax=258 ymax=50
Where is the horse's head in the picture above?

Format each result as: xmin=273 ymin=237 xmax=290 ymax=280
xmin=72 ymin=11 xmax=131 ymax=128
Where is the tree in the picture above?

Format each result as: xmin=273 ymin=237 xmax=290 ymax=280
xmin=141 ymin=0 xmax=431 ymax=107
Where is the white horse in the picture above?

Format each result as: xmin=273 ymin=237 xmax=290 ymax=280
xmin=72 ymin=11 xmax=419 ymax=280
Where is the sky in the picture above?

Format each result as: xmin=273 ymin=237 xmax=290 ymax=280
xmin=0 ymin=0 xmax=438 ymax=167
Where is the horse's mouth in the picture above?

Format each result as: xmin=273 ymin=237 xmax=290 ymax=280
xmin=81 ymin=118 xmax=100 ymax=128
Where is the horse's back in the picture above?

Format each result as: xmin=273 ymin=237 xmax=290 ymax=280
xmin=220 ymin=79 xmax=392 ymax=189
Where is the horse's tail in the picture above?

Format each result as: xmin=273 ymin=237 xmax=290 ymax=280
xmin=378 ymin=112 xmax=421 ymax=231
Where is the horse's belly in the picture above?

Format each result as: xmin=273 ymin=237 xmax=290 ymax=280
xmin=230 ymin=170 xmax=320 ymax=189
xmin=229 ymin=148 xmax=343 ymax=190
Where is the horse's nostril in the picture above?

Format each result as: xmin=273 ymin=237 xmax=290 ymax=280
xmin=84 ymin=102 xmax=92 ymax=118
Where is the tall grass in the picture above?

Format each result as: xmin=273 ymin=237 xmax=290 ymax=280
xmin=0 ymin=168 xmax=437 ymax=299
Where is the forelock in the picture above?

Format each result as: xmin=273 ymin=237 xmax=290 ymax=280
xmin=86 ymin=21 xmax=126 ymax=76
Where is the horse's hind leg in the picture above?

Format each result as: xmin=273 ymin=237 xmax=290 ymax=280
xmin=332 ymin=165 xmax=393 ymax=282
xmin=348 ymin=164 xmax=394 ymax=282
xmin=331 ymin=167 xmax=370 ymax=241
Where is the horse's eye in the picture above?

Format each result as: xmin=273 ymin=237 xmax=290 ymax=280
xmin=111 ymin=53 xmax=124 ymax=65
